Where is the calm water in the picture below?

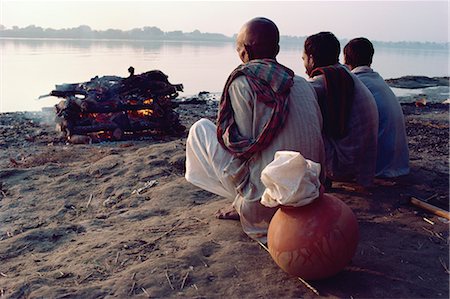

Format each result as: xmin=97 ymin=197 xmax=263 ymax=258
xmin=1 ymin=38 xmax=449 ymax=112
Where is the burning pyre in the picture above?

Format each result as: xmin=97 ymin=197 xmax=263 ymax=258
xmin=43 ymin=69 xmax=185 ymax=142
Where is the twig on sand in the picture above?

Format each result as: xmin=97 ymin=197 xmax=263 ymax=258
xmin=296 ymin=277 xmax=320 ymax=296
xmin=115 ymin=251 xmax=120 ymax=264
xmin=256 ymin=240 xmax=269 ymax=251
xmin=165 ymin=270 xmax=174 ymax=290
xmin=128 ymin=281 xmax=136 ymax=296
xmin=422 ymin=227 xmax=446 ymax=241
xmin=78 ymin=272 xmax=92 ymax=284
xmin=180 ymin=271 xmax=190 ymax=290
xmin=256 ymin=240 xmax=320 ymax=296
xmin=131 ymin=180 xmax=158 ymax=195
xmin=141 ymin=287 xmax=150 ymax=297
xmin=370 ymin=245 xmax=386 ymax=255
xmin=190 ymin=216 xmax=209 ymax=224
xmin=128 ymin=272 xmax=137 ymax=295
xmin=198 ymin=257 xmax=208 ymax=268
xmin=439 ymin=257 xmax=450 ymax=274
xmin=180 ymin=266 xmax=193 ymax=290
xmin=425 ymin=193 xmax=438 ymax=201
xmin=0 ymin=272 xmax=7 ymax=277
xmin=86 ymin=194 xmax=93 ymax=209
xmin=423 ymin=217 xmax=435 ymax=225
xmin=154 ymin=222 xmax=182 ymax=243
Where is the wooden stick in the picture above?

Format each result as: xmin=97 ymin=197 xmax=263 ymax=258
xmin=128 ymin=281 xmax=136 ymax=296
xmin=86 ymin=194 xmax=93 ymax=209
xmin=180 ymin=271 xmax=190 ymax=290
xmin=423 ymin=217 xmax=435 ymax=225
xmin=153 ymin=222 xmax=181 ymax=243
xmin=297 ymin=277 xmax=320 ymax=296
xmin=141 ymin=287 xmax=150 ymax=297
xmin=165 ymin=270 xmax=174 ymax=290
xmin=439 ymin=257 xmax=450 ymax=274
xmin=410 ymin=197 xmax=450 ymax=220
xmin=78 ymin=272 xmax=92 ymax=284
xmin=256 ymin=240 xmax=320 ymax=296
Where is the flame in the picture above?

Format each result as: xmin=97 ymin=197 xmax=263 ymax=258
xmin=131 ymin=98 xmax=153 ymax=117
xmin=73 ymin=98 xmax=156 ymax=142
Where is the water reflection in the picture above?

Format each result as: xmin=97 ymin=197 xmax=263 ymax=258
xmin=0 ymin=38 xmax=448 ymax=112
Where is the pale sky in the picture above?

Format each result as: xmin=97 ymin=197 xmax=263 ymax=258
xmin=0 ymin=0 xmax=448 ymax=43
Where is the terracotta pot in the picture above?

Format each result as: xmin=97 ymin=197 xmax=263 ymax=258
xmin=267 ymin=193 xmax=359 ymax=280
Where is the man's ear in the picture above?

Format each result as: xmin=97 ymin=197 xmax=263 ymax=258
xmin=309 ymin=54 xmax=316 ymax=69
xmin=244 ymin=44 xmax=253 ymax=61
xmin=274 ymin=44 xmax=280 ymax=57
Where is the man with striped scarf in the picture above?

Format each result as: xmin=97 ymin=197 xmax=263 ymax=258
xmin=185 ymin=17 xmax=324 ymax=242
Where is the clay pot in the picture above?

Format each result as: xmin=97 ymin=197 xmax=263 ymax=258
xmin=267 ymin=193 xmax=359 ymax=280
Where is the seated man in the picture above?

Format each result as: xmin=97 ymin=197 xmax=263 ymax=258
xmin=185 ymin=17 xmax=324 ymax=242
xmin=302 ymin=32 xmax=379 ymax=187
xmin=344 ymin=37 xmax=410 ymax=178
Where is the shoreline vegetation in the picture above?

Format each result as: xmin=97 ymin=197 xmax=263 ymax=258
xmin=1 ymin=25 xmax=449 ymax=49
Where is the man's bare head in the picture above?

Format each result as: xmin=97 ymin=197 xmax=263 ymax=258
xmin=236 ymin=17 xmax=280 ymax=63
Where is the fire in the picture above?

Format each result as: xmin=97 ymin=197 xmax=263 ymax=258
xmin=132 ymin=98 xmax=153 ymax=117
xmin=52 ymin=69 xmax=185 ymax=143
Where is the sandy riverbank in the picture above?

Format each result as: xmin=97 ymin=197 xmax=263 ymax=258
xmin=0 ymin=95 xmax=448 ymax=298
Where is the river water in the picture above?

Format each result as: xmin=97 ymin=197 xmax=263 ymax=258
xmin=1 ymin=38 xmax=449 ymax=112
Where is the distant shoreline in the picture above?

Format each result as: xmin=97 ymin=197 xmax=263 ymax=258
xmin=1 ymin=27 xmax=449 ymax=49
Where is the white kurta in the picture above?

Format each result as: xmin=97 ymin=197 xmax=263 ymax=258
xmin=186 ymin=75 xmax=325 ymax=241
xmin=352 ymin=66 xmax=410 ymax=177
xmin=308 ymin=64 xmax=379 ymax=186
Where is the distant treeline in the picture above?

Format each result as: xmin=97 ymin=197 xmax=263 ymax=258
xmin=0 ymin=25 xmax=233 ymax=42
xmin=0 ymin=25 xmax=448 ymax=50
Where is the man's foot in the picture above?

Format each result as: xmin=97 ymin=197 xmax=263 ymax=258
xmin=215 ymin=205 xmax=240 ymax=220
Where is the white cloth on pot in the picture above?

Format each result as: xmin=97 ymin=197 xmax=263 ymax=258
xmin=260 ymin=151 xmax=321 ymax=208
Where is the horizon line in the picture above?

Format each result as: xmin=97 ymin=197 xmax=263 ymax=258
xmin=1 ymin=24 xmax=449 ymax=45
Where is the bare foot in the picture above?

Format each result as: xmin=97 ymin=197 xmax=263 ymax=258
xmin=215 ymin=205 xmax=240 ymax=220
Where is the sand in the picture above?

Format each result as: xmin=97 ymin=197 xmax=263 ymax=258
xmin=0 ymin=97 xmax=448 ymax=298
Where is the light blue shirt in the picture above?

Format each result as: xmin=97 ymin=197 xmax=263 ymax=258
xmin=352 ymin=66 xmax=410 ymax=177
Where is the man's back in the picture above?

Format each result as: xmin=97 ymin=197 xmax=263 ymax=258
xmin=352 ymin=66 xmax=409 ymax=177
xmin=227 ymin=73 xmax=324 ymax=239
xmin=228 ymin=74 xmax=324 ymax=200
xmin=309 ymin=66 xmax=378 ymax=186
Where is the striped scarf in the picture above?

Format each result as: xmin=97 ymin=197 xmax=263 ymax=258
xmin=217 ymin=59 xmax=294 ymax=160
xmin=311 ymin=64 xmax=355 ymax=139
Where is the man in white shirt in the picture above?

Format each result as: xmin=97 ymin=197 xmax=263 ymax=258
xmin=344 ymin=37 xmax=409 ymax=178
xmin=185 ymin=18 xmax=324 ymax=242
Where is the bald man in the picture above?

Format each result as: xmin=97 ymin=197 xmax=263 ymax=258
xmin=185 ymin=18 xmax=324 ymax=242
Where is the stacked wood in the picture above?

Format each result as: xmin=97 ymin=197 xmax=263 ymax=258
xmin=49 ymin=69 xmax=185 ymax=142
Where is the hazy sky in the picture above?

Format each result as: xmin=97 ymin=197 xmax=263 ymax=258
xmin=1 ymin=0 xmax=448 ymax=43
